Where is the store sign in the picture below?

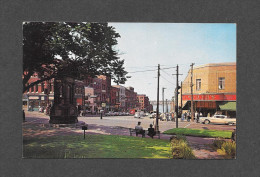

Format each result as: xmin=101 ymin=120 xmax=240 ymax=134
xmin=29 ymin=96 xmax=39 ymax=100
xmin=182 ymin=94 xmax=236 ymax=101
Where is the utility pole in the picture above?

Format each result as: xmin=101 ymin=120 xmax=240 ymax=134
xmin=173 ymin=65 xmax=183 ymax=128
xmin=190 ymin=63 xmax=195 ymax=121
xmin=156 ymin=64 xmax=160 ymax=131
xmin=166 ymin=99 xmax=168 ymax=113
xmin=180 ymin=81 xmax=183 ymax=115
xmin=175 ymin=65 xmax=179 ymax=128
xmin=162 ymin=87 xmax=166 ymax=113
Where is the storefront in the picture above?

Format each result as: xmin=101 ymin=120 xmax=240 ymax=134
xmin=182 ymin=93 xmax=236 ymax=117
xmin=25 ymin=94 xmax=54 ymax=111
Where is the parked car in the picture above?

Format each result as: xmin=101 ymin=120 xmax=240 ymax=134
xmin=199 ymin=114 xmax=236 ymax=125
xmin=160 ymin=113 xmax=167 ymax=121
xmin=134 ymin=112 xmax=141 ymax=118
xmin=105 ymin=111 xmax=114 ymax=116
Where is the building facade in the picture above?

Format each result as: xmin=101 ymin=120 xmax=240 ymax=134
xmin=137 ymin=94 xmax=151 ymax=112
xmin=112 ymin=85 xmax=126 ymax=111
xmin=23 ymin=73 xmax=55 ymax=111
xmin=180 ymin=62 xmax=236 ymax=117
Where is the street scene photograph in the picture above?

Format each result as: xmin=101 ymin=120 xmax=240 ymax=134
xmin=22 ymin=22 xmax=236 ymax=159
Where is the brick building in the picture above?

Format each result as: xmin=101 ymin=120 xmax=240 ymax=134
xmin=137 ymin=94 xmax=150 ymax=112
xmin=125 ymin=87 xmax=139 ymax=111
xmin=181 ymin=62 xmax=236 ymax=117
xmin=84 ymin=75 xmax=111 ymax=113
xmin=110 ymin=86 xmax=120 ymax=111
xmin=23 ymin=73 xmax=85 ymax=112
xmin=23 ymin=73 xmax=55 ymax=111
xmin=111 ymin=85 xmax=126 ymax=111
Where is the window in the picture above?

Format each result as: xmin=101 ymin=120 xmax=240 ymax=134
xmin=219 ymin=77 xmax=225 ymax=90
xmin=196 ymin=79 xmax=201 ymax=91
xmin=31 ymin=85 xmax=34 ymax=92
xmin=49 ymin=83 xmax=52 ymax=92
xmin=35 ymin=84 xmax=38 ymax=92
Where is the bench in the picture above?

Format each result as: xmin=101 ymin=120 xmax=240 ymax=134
xmin=129 ymin=128 xmax=161 ymax=139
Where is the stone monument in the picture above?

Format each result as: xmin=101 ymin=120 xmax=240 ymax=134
xmin=49 ymin=76 xmax=78 ymax=124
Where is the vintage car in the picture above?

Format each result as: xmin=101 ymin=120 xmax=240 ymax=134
xmin=199 ymin=114 xmax=236 ymax=125
xmin=134 ymin=112 xmax=141 ymax=118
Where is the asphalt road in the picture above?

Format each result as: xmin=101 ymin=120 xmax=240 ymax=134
xmin=24 ymin=111 xmax=235 ymax=132
xmin=78 ymin=115 xmax=236 ymax=131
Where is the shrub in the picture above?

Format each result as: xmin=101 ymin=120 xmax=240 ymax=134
xmin=213 ymin=138 xmax=225 ymax=149
xmin=212 ymin=139 xmax=236 ymax=158
xmin=171 ymin=136 xmax=196 ymax=159
xmin=221 ymin=141 xmax=236 ymax=158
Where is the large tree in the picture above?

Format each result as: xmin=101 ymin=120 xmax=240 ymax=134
xmin=23 ymin=22 xmax=128 ymax=93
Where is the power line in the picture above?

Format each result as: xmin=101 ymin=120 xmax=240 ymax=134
xmin=128 ymin=69 xmax=157 ymax=73
xmin=161 ymin=69 xmax=173 ymax=78
xmin=161 ymin=75 xmax=175 ymax=85
xmin=161 ymin=66 xmax=176 ymax=70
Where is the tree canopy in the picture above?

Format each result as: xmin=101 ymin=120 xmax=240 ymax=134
xmin=23 ymin=22 xmax=128 ymax=93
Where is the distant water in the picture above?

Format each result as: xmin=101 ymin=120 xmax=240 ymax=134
xmin=152 ymin=104 xmax=171 ymax=113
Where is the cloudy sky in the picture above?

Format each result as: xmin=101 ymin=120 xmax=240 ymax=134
xmin=108 ymin=23 xmax=236 ymax=101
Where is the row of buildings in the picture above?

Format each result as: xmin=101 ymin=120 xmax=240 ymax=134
xmin=176 ymin=62 xmax=236 ymax=118
xmin=22 ymin=74 xmax=153 ymax=114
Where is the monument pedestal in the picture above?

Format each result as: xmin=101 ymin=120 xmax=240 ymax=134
xmin=49 ymin=76 xmax=78 ymax=124
xmin=49 ymin=104 xmax=78 ymax=124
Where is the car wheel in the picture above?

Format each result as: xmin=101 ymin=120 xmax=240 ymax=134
xmin=204 ymin=120 xmax=210 ymax=124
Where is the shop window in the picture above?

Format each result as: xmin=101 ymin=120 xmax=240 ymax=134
xmin=196 ymin=79 xmax=201 ymax=91
xmin=49 ymin=83 xmax=52 ymax=92
xmin=219 ymin=77 xmax=225 ymax=90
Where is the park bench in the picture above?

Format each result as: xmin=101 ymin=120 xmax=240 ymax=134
xmin=129 ymin=128 xmax=161 ymax=139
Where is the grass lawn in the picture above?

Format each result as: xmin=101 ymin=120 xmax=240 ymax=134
xmin=23 ymin=134 xmax=172 ymax=159
xmin=163 ymin=128 xmax=232 ymax=139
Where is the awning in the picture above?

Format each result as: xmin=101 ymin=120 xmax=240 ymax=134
xmin=182 ymin=101 xmax=191 ymax=110
xmin=219 ymin=101 xmax=236 ymax=111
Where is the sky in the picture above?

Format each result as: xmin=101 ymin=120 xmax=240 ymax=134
xmin=108 ymin=23 xmax=236 ymax=101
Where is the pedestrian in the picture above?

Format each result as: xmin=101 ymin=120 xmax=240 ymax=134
xmin=23 ymin=110 xmax=25 ymax=122
xmin=195 ymin=111 xmax=198 ymax=119
xmin=181 ymin=113 xmax=184 ymax=122
xmin=77 ymin=105 xmax=81 ymax=116
xmin=184 ymin=112 xmax=187 ymax=120
xmin=196 ymin=111 xmax=200 ymax=123
xmin=187 ymin=112 xmax=191 ymax=122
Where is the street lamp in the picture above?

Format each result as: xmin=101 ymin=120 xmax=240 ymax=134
xmin=162 ymin=87 xmax=166 ymax=113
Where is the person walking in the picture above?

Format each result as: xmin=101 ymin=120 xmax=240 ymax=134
xmin=195 ymin=111 xmax=198 ymax=123
xmin=187 ymin=112 xmax=191 ymax=122
xmin=184 ymin=112 xmax=187 ymax=121
xmin=23 ymin=110 xmax=25 ymax=122
xmin=196 ymin=111 xmax=200 ymax=123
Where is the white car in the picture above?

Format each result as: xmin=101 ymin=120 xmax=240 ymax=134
xmin=134 ymin=112 xmax=141 ymax=118
xmin=199 ymin=115 xmax=236 ymax=125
